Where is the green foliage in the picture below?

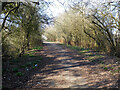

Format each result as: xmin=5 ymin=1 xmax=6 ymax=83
xmin=103 ymin=67 xmax=108 ymax=70
xmin=33 ymin=61 xmax=38 ymax=64
xmin=44 ymin=7 xmax=96 ymax=49
xmin=25 ymin=62 xmax=32 ymax=66
xmin=33 ymin=46 xmax=43 ymax=50
xmin=32 ymin=66 xmax=36 ymax=69
xmin=16 ymin=72 xmax=24 ymax=76
xmin=67 ymin=45 xmax=82 ymax=51
xmin=28 ymin=54 xmax=34 ymax=57
xmin=87 ymin=55 xmax=105 ymax=61
xmin=12 ymin=68 xmax=18 ymax=72
xmin=20 ymin=65 xmax=26 ymax=68
xmin=2 ymin=2 xmax=49 ymax=60
xmin=99 ymin=61 xmax=105 ymax=64
xmin=44 ymin=1 xmax=120 ymax=58
xmin=86 ymin=54 xmax=95 ymax=56
xmin=78 ymin=52 xmax=84 ymax=55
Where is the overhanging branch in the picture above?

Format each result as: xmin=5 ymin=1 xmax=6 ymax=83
xmin=1 ymin=3 xmax=20 ymax=31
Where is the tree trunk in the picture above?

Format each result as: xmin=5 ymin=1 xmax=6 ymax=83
xmin=118 ymin=1 xmax=120 ymax=31
xmin=26 ymin=32 xmax=30 ymax=50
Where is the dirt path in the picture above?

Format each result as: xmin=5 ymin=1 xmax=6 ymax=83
xmin=25 ymin=42 xmax=89 ymax=88
xmin=24 ymin=42 xmax=119 ymax=88
xmin=3 ymin=42 xmax=119 ymax=89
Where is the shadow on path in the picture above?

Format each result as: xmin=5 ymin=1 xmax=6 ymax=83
xmin=22 ymin=42 xmax=113 ymax=88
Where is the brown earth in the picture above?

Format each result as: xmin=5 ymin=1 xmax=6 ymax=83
xmin=2 ymin=42 xmax=120 ymax=89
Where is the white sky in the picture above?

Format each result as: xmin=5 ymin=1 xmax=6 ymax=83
xmin=44 ymin=0 xmax=119 ymax=17
xmin=44 ymin=0 xmax=66 ymax=17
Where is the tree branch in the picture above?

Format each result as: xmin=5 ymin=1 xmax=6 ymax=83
xmin=84 ymin=29 xmax=101 ymax=46
xmin=1 ymin=3 xmax=20 ymax=31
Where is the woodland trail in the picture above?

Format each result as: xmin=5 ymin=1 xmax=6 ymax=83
xmin=24 ymin=42 xmax=118 ymax=88
xmin=26 ymin=42 xmax=88 ymax=88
